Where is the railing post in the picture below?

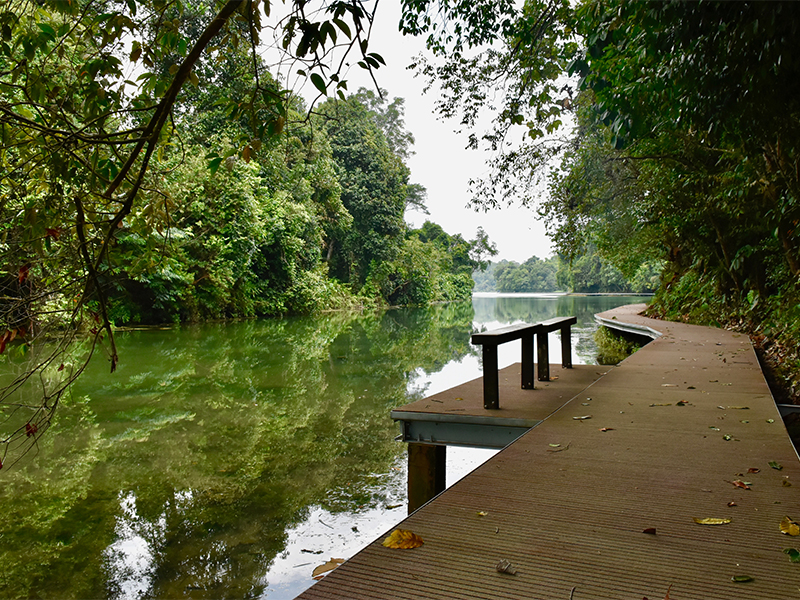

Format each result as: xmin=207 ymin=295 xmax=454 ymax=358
xmin=537 ymin=330 xmax=550 ymax=381
xmin=561 ymin=324 xmax=573 ymax=368
xmin=521 ymin=330 xmax=535 ymax=389
xmin=482 ymin=344 xmax=499 ymax=409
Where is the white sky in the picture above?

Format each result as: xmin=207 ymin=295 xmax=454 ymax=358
xmin=291 ymin=2 xmax=555 ymax=262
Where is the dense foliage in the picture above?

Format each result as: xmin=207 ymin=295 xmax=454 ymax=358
xmin=414 ymin=0 xmax=800 ymax=387
xmin=0 ymin=0 xmax=496 ymax=466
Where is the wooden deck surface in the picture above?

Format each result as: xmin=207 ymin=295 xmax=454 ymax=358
xmin=296 ymin=304 xmax=800 ymax=599
xmin=392 ymin=363 xmax=609 ymax=427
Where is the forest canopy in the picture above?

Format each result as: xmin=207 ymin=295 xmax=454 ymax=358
xmin=0 ymin=0 xmax=499 ymax=465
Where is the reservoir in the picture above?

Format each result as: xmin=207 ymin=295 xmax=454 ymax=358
xmin=0 ymin=294 xmax=645 ymax=599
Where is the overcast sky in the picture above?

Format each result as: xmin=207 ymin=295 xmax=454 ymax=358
xmin=290 ymin=2 xmax=556 ymax=263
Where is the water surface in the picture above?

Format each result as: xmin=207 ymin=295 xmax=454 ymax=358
xmin=0 ymin=294 xmax=645 ymax=598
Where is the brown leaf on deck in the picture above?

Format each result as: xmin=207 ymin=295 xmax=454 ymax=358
xmin=382 ymin=529 xmax=424 ymax=549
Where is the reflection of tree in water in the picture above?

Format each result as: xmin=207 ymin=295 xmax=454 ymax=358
xmin=0 ymin=303 xmax=474 ymax=599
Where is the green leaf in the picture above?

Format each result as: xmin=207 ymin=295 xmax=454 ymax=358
xmin=37 ymin=23 xmax=56 ymax=39
xmin=333 ymin=18 xmax=351 ymax=38
xmin=207 ymin=157 xmax=224 ymax=174
xmin=731 ymin=575 xmax=754 ymax=583
xmin=770 ymin=461 xmax=783 ymax=470
xmin=310 ymin=73 xmax=327 ymax=96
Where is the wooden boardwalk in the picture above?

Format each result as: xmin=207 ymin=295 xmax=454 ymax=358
xmin=296 ymin=304 xmax=800 ymax=599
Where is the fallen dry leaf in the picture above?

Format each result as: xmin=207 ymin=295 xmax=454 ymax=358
xmin=382 ymin=529 xmax=424 ymax=549
xmin=730 ymin=480 xmax=751 ymax=490
xmin=642 ymin=528 xmax=657 ymax=535
xmin=727 ymin=406 xmax=750 ymax=410
xmin=495 ymin=558 xmax=517 ymax=575
xmin=693 ymin=517 xmax=732 ymax=525
xmin=477 ymin=511 xmax=489 ymax=517
xmin=573 ymin=415 xmax=592 ymax=420
xmin=747 ymin=467 xmax=760 ymax=474
xmin=599 ymin=427 xmax=614 ymax=432
xmin=649 ymin=403 xmax=672 ymax=407
xmin=780 ymin=516 xmax=800 ymax=536
xmin=728 ymin=501 xmax=737 ymax=507
xmin=312 ymin=558 xmax=344 ymax=578
xmin=547 ymin=442 xmax=571 ymax=452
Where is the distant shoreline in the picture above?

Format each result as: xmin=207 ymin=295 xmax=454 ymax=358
xmin=472 ymin=292 xmax=655 ymax=298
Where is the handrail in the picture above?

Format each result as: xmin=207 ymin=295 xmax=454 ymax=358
xmin=471 ymin=323 xmax=540 ymax=409
xmin=471 ymin=317 xmax=577 ymax=409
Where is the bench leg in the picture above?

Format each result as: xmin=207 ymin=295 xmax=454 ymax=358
xmin=561 ymin=325 xmax=573 ymax=368
xmin=407 ymin=443 xmax=446 ymax=514
xmin=482 ymin=344 xmax=499 ymax=409
xmin=521 ymin=332 xmax=535 ymax=389
xmin=537 ymin=331 xmax=550 ymax=381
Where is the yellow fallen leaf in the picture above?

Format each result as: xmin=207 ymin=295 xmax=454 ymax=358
xmin=312 ymin=558 xmax=344 ymax=578
xmin=382 ymin=529 xmax=424 ymax=549
xmin=477 ymin=511 xmax=489 ymax=517
xmin=693 ymin=517 xmax=731 ymax=525
xmin=781 ymin=516 xmax=800 ymax=536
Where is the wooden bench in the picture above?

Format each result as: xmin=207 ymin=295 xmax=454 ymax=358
xmin=536 ymin=316 xmax=577 ymax=381
xmin=471 ymin=323 xmax=540 ymax=409
xmin=471 ymin=316 xmax=577 ymax=409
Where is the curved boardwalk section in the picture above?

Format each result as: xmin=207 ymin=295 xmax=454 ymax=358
xmin=296 ymin=304 xmax=800 ymax=599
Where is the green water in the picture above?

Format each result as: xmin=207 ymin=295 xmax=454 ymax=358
xmin=0 ymin=294 xmax=646 ymax=599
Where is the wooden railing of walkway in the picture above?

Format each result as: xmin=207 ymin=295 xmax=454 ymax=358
xmin=296 ymin=304 xmax=800 ymax=600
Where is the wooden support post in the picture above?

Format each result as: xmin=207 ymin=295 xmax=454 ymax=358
xmin=521 ymin=331 xmax=535 ymax=389
xmin=481 ymin=344 xmax=499 ymax=409
xmin=560 ymin=324 xmax=573 ymax=368
xmin=537 ymin=330 xmax=550 ymax=381
xmin=407 ymin=443 xmax=446 ymax=514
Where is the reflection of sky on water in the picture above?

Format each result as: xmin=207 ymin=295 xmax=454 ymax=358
xmin=105 ymin=492 xmax=162 ymax=600
xmin=256 ymin=447 xmax=497 ymax=599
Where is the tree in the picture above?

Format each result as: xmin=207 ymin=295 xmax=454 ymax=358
xmin=316 ymin=95 xmax=410 ymax=286
xmin=494 ymin=256 xmax=559 ymax=293
xmin=0 ymin=0 xmax=405 ymax=466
